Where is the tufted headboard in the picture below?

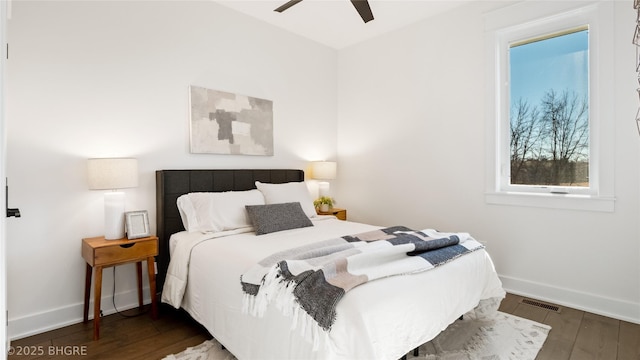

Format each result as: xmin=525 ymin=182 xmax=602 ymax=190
xmin=154 ymin=169 xmax=305 ymax=293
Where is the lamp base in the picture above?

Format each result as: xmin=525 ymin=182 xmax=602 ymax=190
xmin=318 ymin=181 xmax=330 ymax=198
xmin=104 ymin=192 xmax=126 ymax=240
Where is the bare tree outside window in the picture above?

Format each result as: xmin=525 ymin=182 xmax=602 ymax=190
xmin=510 ymin=90 xmax=589 ymax=187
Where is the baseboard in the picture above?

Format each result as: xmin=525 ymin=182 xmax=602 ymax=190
xmin=8 ymin=286 xmax=153 ymax=341
xmin=500 ymin=275 xmax=640 ymax=324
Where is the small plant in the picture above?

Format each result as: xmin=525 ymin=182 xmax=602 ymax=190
xmin=313 ymin=196 xmax=335 ymax=209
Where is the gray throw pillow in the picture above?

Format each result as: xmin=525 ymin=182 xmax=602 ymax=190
xmin=245 ymin=202 xmax=313 ymax=235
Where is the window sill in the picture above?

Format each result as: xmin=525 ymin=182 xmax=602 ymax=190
xmin=485 ymin=191 xmax=615 ymax=212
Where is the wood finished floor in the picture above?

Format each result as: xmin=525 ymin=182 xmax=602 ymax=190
xmin=8 ymin=293 xmax=640 ymax=359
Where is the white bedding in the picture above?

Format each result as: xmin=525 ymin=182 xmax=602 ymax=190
xmin=162 ymin=217 xmax=505 ymax=360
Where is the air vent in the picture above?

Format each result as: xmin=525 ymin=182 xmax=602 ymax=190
xmin=519 ymin=298 xmax=561 ymax=313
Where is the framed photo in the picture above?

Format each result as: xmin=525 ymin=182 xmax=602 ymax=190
xmin=125 ymin=210 xmax=150 ymax=239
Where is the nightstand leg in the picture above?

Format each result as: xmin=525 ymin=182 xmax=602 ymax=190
xmin=93 ymin=265 xmax=103 ymax=340
xmin=83 ymin=264 xmax=92 ymax=323
xmin=147 ymin=257 xmax=157 ymax=319
xmin=136 ymin=262 xmax=143 ymax=309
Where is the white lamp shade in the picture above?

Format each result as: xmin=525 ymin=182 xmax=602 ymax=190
xmin=87 ymin=158 xmax=138 ymax=190
xmin=311 ymin=161 xmax=337 ymax=180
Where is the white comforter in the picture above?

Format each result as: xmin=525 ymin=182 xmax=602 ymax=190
xmin=162 ymin=218 xmax=505 ymax=360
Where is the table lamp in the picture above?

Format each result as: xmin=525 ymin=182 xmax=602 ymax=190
xmin=311 ymin=161 xmax=337 ymax=197
xmin=87 ymin=158 xmax=138 ymax=240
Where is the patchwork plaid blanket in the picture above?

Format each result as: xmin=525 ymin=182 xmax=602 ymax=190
xmin=240 ymin=226 xmax=484 ymax=335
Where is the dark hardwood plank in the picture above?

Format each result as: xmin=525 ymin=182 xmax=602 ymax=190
xmin=84 ymin=324 xmax=205 ymax=360
xmin=5 ymin=339 xmax=51 ymax=360
xmin=536 ymin=307 xmax=583 ymax=360
xmin=618 ymin=320 xmax=640 ymax=360
xmin=569 ymin=312 xmax=619 ymax=360
xmin=498 ymin=292 xmax=523 ymax=313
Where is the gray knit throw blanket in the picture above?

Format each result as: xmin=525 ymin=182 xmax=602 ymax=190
xmin=240 ymin=226 xmax=483 ymax=333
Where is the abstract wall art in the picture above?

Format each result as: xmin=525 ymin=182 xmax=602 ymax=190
xmin=189 ymin=86 xmax=274 ymax=155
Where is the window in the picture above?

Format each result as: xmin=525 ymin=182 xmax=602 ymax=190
xmin=509 ymin=28 xmax=589 ymax=193
xmin=484 ymin=2 xmax=614 ymax=212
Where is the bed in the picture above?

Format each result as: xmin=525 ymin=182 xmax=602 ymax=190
xmin=156 ymin=169 xmax=505 ymax=360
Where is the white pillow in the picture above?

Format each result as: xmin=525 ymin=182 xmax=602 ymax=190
xmin=255 ymin=181 xmax=316 ymax=218
xmin=176 ymin=195 xmax=199 ymax=232
xmin=176 ymin=189 xmax=265 ymax=233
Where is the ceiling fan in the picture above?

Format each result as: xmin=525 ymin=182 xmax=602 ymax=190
xmin=274 ymin=0 xmax=374 ymax=23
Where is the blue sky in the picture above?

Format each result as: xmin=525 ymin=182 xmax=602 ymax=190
xmin=510 ymin=29 xmax=589 ymax=107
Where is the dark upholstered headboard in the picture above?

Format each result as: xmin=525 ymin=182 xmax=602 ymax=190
xmin=155 ymin=169 xmax=305 ymax=293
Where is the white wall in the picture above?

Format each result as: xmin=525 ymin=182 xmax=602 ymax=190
xmin=6 ymin=1 xmax=338 ymax=339
xmin=337 ymin=1 xmax=640 ymax=323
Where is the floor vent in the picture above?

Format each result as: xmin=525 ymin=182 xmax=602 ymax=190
xmin=519 ymin=298 xmax=561 ymax=313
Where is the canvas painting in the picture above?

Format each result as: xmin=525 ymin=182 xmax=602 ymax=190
xmin=189 ymin=86 xmax=274 ymax=155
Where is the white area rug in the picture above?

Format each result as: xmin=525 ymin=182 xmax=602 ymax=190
xmin=163 ymin=312 xmax=550 ymax=360
xmin=418 ymin=311 xmax=550 ymax=359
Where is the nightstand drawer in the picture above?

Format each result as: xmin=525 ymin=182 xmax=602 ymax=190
xmin=94 ymin=241 xmax=157 ymax=266
xmin=83 ymin=237 xmax=158 ymax=267
xmin=316 ymin=208 xmax=347 ymax=221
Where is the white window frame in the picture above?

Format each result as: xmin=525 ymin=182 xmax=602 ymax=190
xmin=484 ymin=1 xmax=615 ymax=212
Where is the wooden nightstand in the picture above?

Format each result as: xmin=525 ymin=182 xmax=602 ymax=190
xmin=82 ymin=235 xmax=158 ymax=340
xmin=316 ymin=208 xmax=347 ymax=220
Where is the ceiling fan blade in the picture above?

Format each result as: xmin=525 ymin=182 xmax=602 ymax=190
xmin=274 ymin=0 xmax=303 ymax=13
xmin=350 ymin=0 xmax=374 ymax=23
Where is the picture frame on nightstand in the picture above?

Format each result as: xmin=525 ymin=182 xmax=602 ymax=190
xmin=125 ymin=210 xmax=150 ymax=239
